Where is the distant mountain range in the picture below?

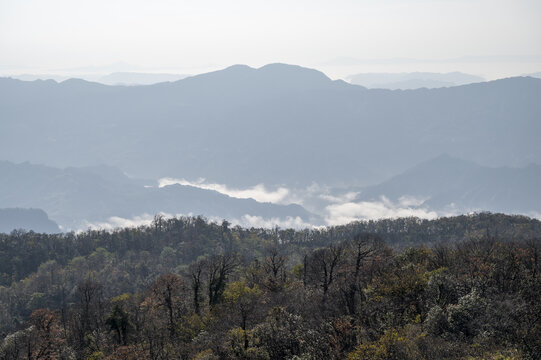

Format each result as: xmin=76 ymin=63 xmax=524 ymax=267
xmin=6 ymin=72 xmax=189 ymax=86
xmin=10 ymin=69 xmax=537 ymax=88
xmin=0 ymin=161 xmax=316 ymax=230
xmin=356 ymin=155 xmax=541 ymax=216
xmin=0 ymin=208 xmax=60 ymax=234
xmin=6 ymin=74 xmax=72 ymax=82
xmin=346 ymin=72 xmax=484 ymax=89
xmin=1 ymin=63 xmax=539 ymax=189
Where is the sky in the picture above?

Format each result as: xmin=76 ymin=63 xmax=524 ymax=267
xmin=1 ymin=0 xmax=540 ymax=80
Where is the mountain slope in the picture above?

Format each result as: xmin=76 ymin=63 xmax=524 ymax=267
xmin=356 ymin=155 xmax=541 ymax=215
xmin=98 ymin=72 xmax=188 ymax=85
xmin=0 ymin=208 xmax=60 ymax=233
xmin=0 ymin=65 xmax=540 ymax=188
xmin=0 ymin=161 xmax=316 ymax=230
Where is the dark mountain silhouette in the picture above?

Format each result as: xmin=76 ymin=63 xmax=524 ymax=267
xmin=0 ymin=161 xmax=316 ymax=230
xmin=0 ymin=208 xmax=60 ymax=234
xmin=0 ymin=64 xmax=539 ymax=189
xmin=356 ymin=155 xmax=541 ymax=215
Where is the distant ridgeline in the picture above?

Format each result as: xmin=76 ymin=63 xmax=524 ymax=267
xmin=0 ymin=208 xmax=60 ymax=234
xmin=1 ymin=65 xmax=540 ymax=188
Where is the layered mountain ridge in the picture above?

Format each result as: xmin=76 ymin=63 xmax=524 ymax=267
xmin=356 ymin=155 xmax=541 ymax=216
xmin=1 ymin=64 xmax=540 ymax=230
xmin=0 ymin=161 xmax=316 ymax=230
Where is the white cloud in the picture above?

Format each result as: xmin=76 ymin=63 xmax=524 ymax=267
xmin=158 ymin=177 xmax=291 ymax=204
xmin=231 ymin=215 xmax=314 ymax=229
xmin=77 ymin=187 xmax=476 ymax=232
xmin=324 ymin=196 xmax=439 ymax=225
xmin=81 ymin=213 xmax=158 ymax=231
xmin=319 ymin=191 xmax=359 ymax=204
xmin=79 ymin=212 xmax=313 ymax=232
xmin=397 ymin=195 xmax=427 ymax=207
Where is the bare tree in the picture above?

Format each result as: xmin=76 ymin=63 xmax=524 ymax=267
xmin=205 ymin=254 xmax=239 ymax=307
xmin=306 ymin=243 xmax=345 ymax=296
xmin=189 ymin=260 xmax=205 ymax=315
xmin=70 ymin=279 xmax=104 ymax=355
xmin=149 ymin=274 xmax=184 ymax=339
xmin=262 ymin=247 xmax=287 ymax=292
xmin=341 ymin=233 xmax=382 ymax=315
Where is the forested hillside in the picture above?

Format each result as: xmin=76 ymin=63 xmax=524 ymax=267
xmin=1 ymin=213 xmax=540 ymax=359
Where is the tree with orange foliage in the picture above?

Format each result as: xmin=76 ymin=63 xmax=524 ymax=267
xmin=30 ymin=308 xmax=65 ymax=360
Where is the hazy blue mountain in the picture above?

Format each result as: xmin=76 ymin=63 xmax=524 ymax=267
xmin=0 ymin=64 xmax=539 ymax=189
xmin=0 ymin=208 xmax=60 ymax=233
xmin=98 ymin=72 xmax=189 ymax=85
xmin=367 ymin=78 xmax=456 ymax=89
xmin=347 ymin=72 xmax=484 ymax=89
xmin=356 ymin=155 xmax=541 ymax=215
xmin=7 ymin=72 xmax=189 ymax=85
xmin=8 ymin=74 xmax=71 ymax=82
xmin=0 ymin=161 xmax=316 ymax=230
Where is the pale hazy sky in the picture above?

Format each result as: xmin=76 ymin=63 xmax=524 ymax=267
xmin=1 ymin=0 xmax=540 ymax=79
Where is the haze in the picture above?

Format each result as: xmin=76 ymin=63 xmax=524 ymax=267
xmin=1 ymin=0 xmax=541 ymax=231
xmin=1 ymin=0 xmax=541 ymax=80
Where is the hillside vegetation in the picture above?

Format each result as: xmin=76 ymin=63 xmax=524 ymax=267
xmin=1 ymin=213 xmax=540 ymax=359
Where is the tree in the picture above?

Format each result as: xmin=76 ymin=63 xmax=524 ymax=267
xmin=70 ymin=279 xmax=104 ymax=355
xmin=189 ymin=260 xmax=205 ymax=315
xmin=341 ymin=234 xmax=382 ymax=315
xmin=261 ymin=247 xmax=287 ymax=292
xmin=224 ymin=281 xmax=262 ymax=349
xmin=148 ymin=273 xmax=184 ymax=339
xmin=105 ymin=295 xmax=132 ymax=346
xmin=205 ymin=254 xmax=238 ymax=307
xmin=306 ymin=243 xmax=345 ymax=296
xmin=29 ymin=308 xmax=66 ymax=360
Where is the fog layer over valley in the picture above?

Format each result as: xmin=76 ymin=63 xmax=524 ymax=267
xmin=1 ymin=153 xmax=540 ymax=232
xmin=0 ymin=161 xmax=316 ymax=231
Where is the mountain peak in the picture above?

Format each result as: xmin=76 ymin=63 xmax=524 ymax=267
xmin=257 ymin=63 xmax=332 ymax=83
xmin=223 ymin=64 xmax=254 ymax=72
xmin=410 ymin=154 xmax=479 ymax=175
xmin=60 ymin=78 xmax=103 ymax=87
xmin=172 ymin=63 xmax=348 ymax=93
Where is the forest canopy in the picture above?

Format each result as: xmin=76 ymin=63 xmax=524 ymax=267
xmin=1 ymin=213 xmax=540 ymax=359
